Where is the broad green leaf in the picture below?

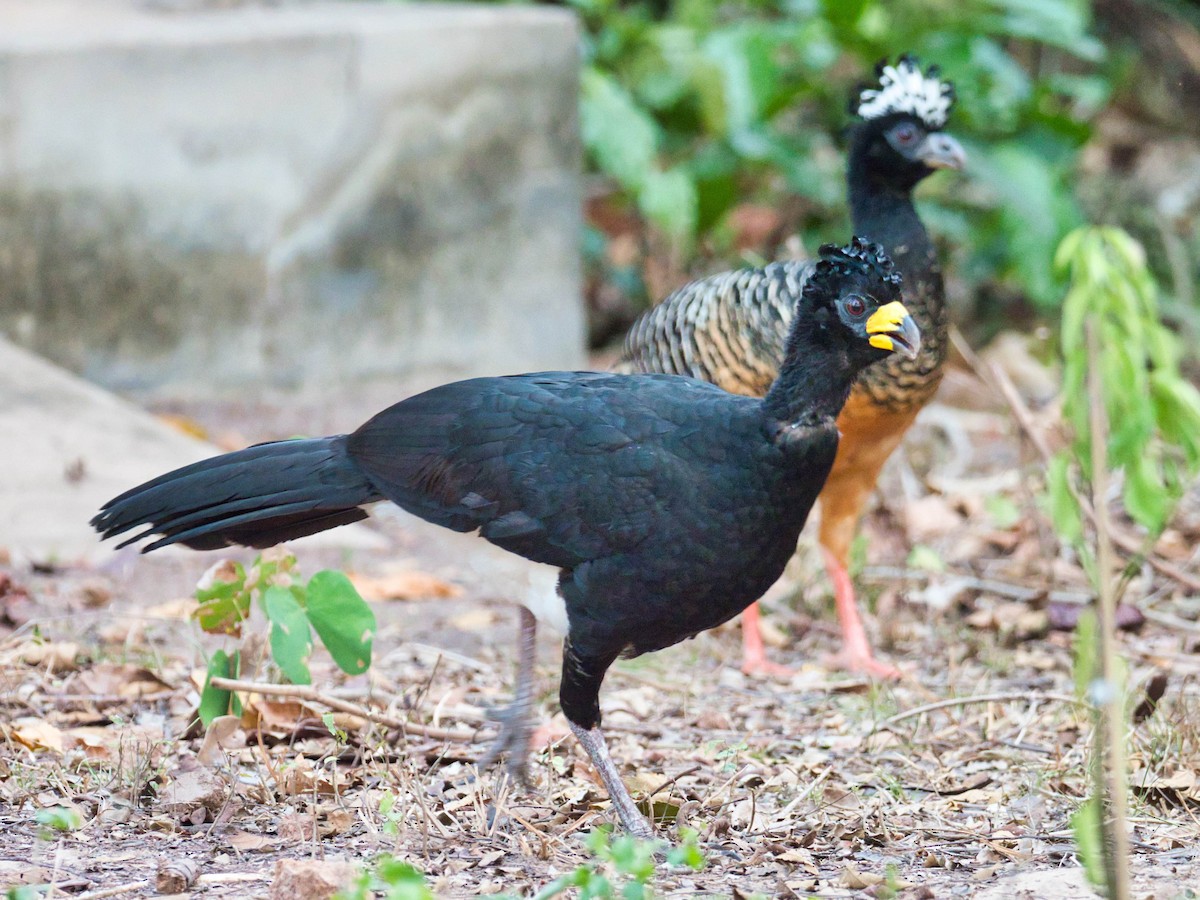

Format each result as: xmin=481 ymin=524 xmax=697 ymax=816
xmin=198 ymin=650 xmax=240 ymax=727
xmin=1123 ymin=453 xmax=1168 ymax=534
xmin=372 ymin=856 xmax=435 ymax=900
xmin=638 ymin=166 xmax=698 ymax=243
xmin=305 ymin=570 xmax=376 ymax=676
xmin=264 ymin=586 xmax=313 ymax=685
xmin=702 ymin=26 xmax=776 ymax=135
xmin=982 ymin=0 xmax=1104 ymax=61
xmin=36 ymin=805 xmax=83 ymax=833
xmin=581 ymin=67 xmax=659 ymax=191
xmin=194 ymin=563 xmax=251 ymax=637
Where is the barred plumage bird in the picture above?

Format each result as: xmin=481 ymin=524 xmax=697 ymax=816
xmin=618 ymin=55 xmax=965 ymax=677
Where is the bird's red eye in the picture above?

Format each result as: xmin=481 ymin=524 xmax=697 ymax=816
xmin=845 ymin=296 xmax=866 ymax=317
xmin=893 ymin=123 xmax=917 ymax=144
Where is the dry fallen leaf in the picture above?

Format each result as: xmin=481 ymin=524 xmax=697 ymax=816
xmin=225 ymin=830 xmax=277 ymax=852
xmin=839 ymin=865 xmax=885 ymax=889
xmin=240 ymin=697 xmax=324 ymax=738
xmin=159 ymin=766 xmax=229 ymax=817
xmin=61 ymin=724 xmax=164 ymax=761
xmin=349 ymin=568 xmax=462 ymax=602
xmin=198 ymin=715 xmax=245 ymax=766
xmin=6 ymin=717 xmax=65 ymax=753
xmin=71 ymin=663 xmax=174 ymax=699
xmin=18 ymin=640 xmax=81 ymax=672
xmin=278 ymin=758 xmax=337 ymax=797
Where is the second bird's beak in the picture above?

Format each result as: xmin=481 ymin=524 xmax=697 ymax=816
xmin=916 ymin=133 xmax=967 ymax=171
xmin=866 ymin=301 xmax=922 ymax=360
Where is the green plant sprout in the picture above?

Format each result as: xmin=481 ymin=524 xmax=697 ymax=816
xmin=335 ymin=855 xmax=435 ymax=900
xmin=1048 ymin=226 xmax=1200 ymax=900
xmin=193 ymin=552 xmax=377 ymax=725
xmin=532 ymin=828 xmax=706 ymax=900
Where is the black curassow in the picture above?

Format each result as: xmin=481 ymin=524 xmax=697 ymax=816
xmin=618 ymin=56 xmax=964 ymax=678
xmin=92 ymin=239 xmax=919 ymax=837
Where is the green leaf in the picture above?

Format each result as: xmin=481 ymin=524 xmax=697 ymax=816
xmin=264 ymin=586 xmax=314 ymax=685
xmin=305 ymin=571 xmax=376 ymax=676
xmin=981 ymin=0 xmax=1105 ymax=61
xmin=198 ymin=650 xmax=240 ymax=727
xmin=1071 ymin=797 xmax=1107 ymax=890
xmin=581 ymin=67 xmax=659 ymax=191
xmin=1072 ymin=608 xmax=1098 ymax=701
xmin=35 ymin=805 xmax=83 ymax=833
xmin=638 ymin=166 xmax=698 ymax=243
xmin=907 ymin=544 xmax=945 ymax=574
xmin=194 ymin=564 xmax=251 ymax=637
xmin=1123 ymin=452 xmax=1168 ymax=534
xmin=984 ymin=494 xmax=1021 ymax=530
xmin=701 ymin=26 xmax=775 ymax=135
xmin=1044 ymin=453 xmax=1082 ymax=544
xmin=373 ymin=856 xmax=434 ymax=900
xmin=666 ymin=829 xmax=707 ymax=870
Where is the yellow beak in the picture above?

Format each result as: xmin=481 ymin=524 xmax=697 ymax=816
xmin=866 ymin=301 xmax=921 ymax=360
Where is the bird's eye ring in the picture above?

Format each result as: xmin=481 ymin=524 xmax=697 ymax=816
xmin=844 ymin=295 xmax=867 ymax=318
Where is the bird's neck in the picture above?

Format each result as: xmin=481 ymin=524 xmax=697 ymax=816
xmin=846 ymin=146 xmax=933 ymax=278
xmin=761 ymin=328 xmax=857 ymax=429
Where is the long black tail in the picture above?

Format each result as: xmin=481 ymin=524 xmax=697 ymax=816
xmin=91 ymin=436 xmax=383 ymax=552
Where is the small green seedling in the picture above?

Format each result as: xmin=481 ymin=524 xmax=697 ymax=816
xmin=335 ymin=855 xmax=434 ymax=900
xmin=34 ymin=805 xmax=83 ymax=841
xmin=194 ymin=553 xmax=376 ymax=725
xmin=532 ymin=827 xmax=706 ymax=900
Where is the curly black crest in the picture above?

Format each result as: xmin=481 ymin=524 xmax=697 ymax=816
xmin=806 ymin=238 xmax=903 ymax=304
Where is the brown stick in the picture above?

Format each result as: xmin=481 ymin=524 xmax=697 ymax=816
xmin=208 ymin=677 xmax=478 ymax=742
xmin=880 ymin=691 xmax=1084 ymax=728
xmin=1087 ymin=321 xmax=1132 ymax=900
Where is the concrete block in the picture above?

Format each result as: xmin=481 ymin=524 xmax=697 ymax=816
xmin=0 ymin=337 xmax=387 ymax=560
xmin=0 ymin=1 xmax=584 ymax=395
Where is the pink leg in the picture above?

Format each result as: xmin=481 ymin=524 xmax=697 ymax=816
xmin=821 ymin=548 xmax=901 ymax=680
xmin=740 ymin=602 xmax=795 ymax=677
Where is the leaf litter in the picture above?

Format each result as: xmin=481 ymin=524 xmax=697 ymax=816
xmin=2 ymin=364 xmax=1200 ymax=897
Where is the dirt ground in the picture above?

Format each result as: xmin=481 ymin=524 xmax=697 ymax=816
xmin=2 ymin=357 xmax=1200 ymax=899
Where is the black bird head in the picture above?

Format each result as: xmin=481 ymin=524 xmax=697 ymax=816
xmin=851 ymin=54 xmax=966 ymax=189
xmin=802 ymin=237 xmax=920 ymax=364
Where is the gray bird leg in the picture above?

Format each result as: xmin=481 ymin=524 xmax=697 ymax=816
xmin=477 ymin=605 xmax=538 ymax=785
xmin=569 ymin=721 xmax=655 ymax=839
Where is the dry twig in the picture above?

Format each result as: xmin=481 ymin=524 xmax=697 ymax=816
xmin=207 ymin=676 xmax=478 ymax=742
xmin=880 ymin=691 xmax=1083 ymax=728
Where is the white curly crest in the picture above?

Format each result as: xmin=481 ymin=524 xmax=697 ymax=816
xmin=856 ymin=56 xmax=954 ymax=128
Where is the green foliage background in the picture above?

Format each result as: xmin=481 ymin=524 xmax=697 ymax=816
xmin=565 ymin=0 xmax=1196 ymax=334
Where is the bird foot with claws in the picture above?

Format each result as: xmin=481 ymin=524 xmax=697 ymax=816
xmin=476 ymin=700 xmax=535 ymax=787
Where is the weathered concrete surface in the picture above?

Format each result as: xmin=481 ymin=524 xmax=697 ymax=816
xmin=0 ymin=0 xmax=584 ymax=395
xmin=0 ymin=338 xmax=384 ymax=561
